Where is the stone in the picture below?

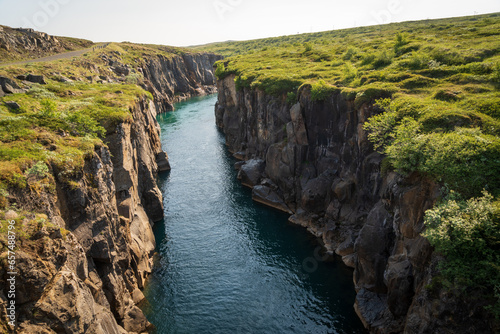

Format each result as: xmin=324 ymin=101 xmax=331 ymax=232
xmin=332 ymin=179 xmax=355 ymax=203
xmin=252 ymin=185 xmax=292 ymax=214
xmin=237 ymin=159 xmax=265 ymax=187
xmin=234 ymin=161 xmax=245 ymax=170
xmin=26 ymin=74 xmax=47 ymax=84
xmin=0 ymin=76 xmax=21 ymax=91
xmin=342 ymin=253 xmax=357 ymax=268
xmin=33 ymin=271 xmax=126 ymax=334
xmin=384 ymin=257 xmax=414 ymax=316
xmin=4 ymin=101 xmax=19 ymax=110
xmin=58 ymin=76 xmax=73 ymax=83
xmin=354 ymin=288 xmax=401 ymax=332
xmin=301 ymin=169 xmax=336 ymax=212
xmin=4 ymin=210 xmax=18 ymax=220
xmin=2 ymin=83 xmax=16 ymax=94
xmin=156 ymin=151 xmax=171 ymax=172
xmin=289 ymin=103 xmax=308 ymax=145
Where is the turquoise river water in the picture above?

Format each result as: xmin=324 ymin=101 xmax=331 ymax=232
xmin=142 ymin=94 xmax=367 ymax=334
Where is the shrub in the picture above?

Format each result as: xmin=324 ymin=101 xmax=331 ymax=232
xmin=401 ymin=75 xmax=436 ymax=89
xmin=342 ymin=47 xmax=358 ymax=61
xmin=26 ymin=161 xmax=49 ymax=179
xmin=303 ymin=42 xmax=313 ymax=53
xmin=125 ymin=73 xmax=142 ymax=84
xmin=40 ymin=99 xmax=57 ymax=117
xmin=404 ymin=52 xmax=430 ymax=70
xmin=27 ymin=85 xmax=56 ymax=99
xmin=394 ymin=33 xmax=409 ymax=55
xmin=286 ymin=91 xmax=297 ymax=104
xmin=423 ymin=191 xmax=500 ymax=316
xmin=66 ymin=112 xmax=106 ymax=137
xmin=372 ymin=51 xmax=393 ymax=68
xmin=214 ymin=62 xmax=226 ymax=79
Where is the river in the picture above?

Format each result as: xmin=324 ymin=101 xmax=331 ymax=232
xmin=142 ymin=94 xmax=367 ymax=334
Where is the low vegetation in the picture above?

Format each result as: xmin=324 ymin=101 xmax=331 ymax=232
xmin=0 ymin=43 xmax=175 ymax=208
xmin=203 ymin=13 xmax=500 ymax=316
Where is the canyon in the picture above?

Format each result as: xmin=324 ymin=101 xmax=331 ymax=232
xmin=1 ymin=19 xmax=497 ymax=333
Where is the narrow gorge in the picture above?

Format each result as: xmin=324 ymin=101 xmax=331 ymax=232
xmin=1 ymin=14 xmax=499 ymax=333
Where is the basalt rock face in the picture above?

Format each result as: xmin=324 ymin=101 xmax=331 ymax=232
xmin=215 ymin=75 xmax=493 ymax=333
xmin=142 ymin=53 xmax=223 ymax=113
xmin=0 ymin=97 xmax=164 ymax=333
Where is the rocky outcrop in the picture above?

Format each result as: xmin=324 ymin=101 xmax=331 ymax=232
xmin=0 ymin=26 xmax=93 ymax=62
xmin=141 ymin=53 xmax=223 ymax=113
xmin=215 ymin=75 xmax=496 ymax=333
xmin=0 ymin=96 xmax=165 ymax=333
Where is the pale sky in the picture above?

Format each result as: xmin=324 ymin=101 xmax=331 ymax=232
xmin=0 ymin=0 xmax=498 ymax=46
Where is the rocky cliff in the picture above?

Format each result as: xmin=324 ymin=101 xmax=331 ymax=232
xmin=0 ymin=96 xmax=168 ymax=333
xmin=215 ymin=75 xmax=495 ymax=333
xmin=0 ymin=23 xmax=223 ymax=331
xmin=141 ymin=53 xmax=222 ymax=113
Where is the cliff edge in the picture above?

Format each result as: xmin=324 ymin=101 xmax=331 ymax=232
xmin=215 ymin=74 xmax=496 ymax=333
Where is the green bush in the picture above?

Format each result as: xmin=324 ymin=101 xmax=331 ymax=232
xmin=26 ymin=161 xmax=49 ymax=179
xmin=66 ymin=112 xmax=106 ymax=138
xmin=394 ymin=33 xmax=409 ymax=55
xmin=214 ymin=62 xmax=226 ymax=79
xmin=342 ymin=47 xmax=358 ymax=61
xmin=303 ymin=42 xmax=313 ymax=53
xmin=286 ymin=91 xmax=297 ymax=104
xmin=423 ymin=190 xmax=500 ymax=316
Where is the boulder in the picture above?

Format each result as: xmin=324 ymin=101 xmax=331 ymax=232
xmin=252 ymin=185 xmax=292 ymax=214
xmin=26 ymin=74 xmax=47 ymax=84
xmin=58 ymin=76 xmax=73 ymax=83
xmin=4 ymin=101 xmax=20 ymax=110
xmin=354 ymin=288 xmax=401 ymax=332
xmin=237 ymin=159 xmax=265 ymax=187
xmin=156 ymin=151 xmax=171 ymax=172
xmin=0 ymin=76 xmax=23 ymax=94
xmin=33 ymin=271 xmax=127 ymax=334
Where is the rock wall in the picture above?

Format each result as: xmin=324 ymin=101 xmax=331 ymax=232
xmin=215 ymin=75 xmax=494 ymax=333
xmin=142 ymin=53 xmax=223 ymax=113
xmin=0 ymin=97 xmax=167 ymax=333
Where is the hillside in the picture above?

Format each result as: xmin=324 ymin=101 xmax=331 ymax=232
xmin=0 ymin=25 xmax=94 ymax=63
xmin=212 ymin=12 xmax=500 ymax=332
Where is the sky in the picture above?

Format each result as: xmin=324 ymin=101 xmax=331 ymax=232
xmin=0 ymin=0 xmax=498 ymax=46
